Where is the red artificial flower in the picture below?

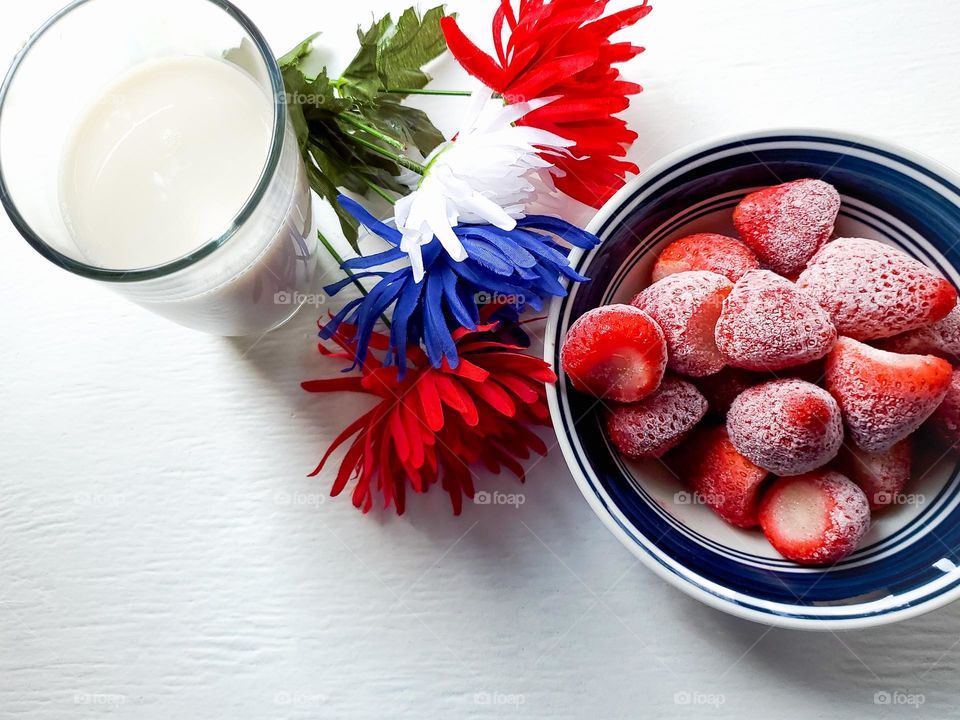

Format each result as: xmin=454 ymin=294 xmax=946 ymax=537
xmin=441 ymin=0 xmax=652 ymax=208
xmin=302 ymin=320 xmax=555 ymax=515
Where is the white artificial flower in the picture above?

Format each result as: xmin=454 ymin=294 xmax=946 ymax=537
xmin=393 ymin=88 xmax=574 ymax=281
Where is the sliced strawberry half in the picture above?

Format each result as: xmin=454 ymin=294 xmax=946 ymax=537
xmin=825 ymin=337 xmax=952 ymax=452
xmin=651 ymin=233 xmax=760 ymax=283
xmin=560 ymin=304 xmax=667 ymax=402
xmin=606 ymin=376 xmax=708 ymax=459
xmin=836 ymin=439 xmax=911 ymax=511
xmin=733 ymin=179 xmax=840 ymax=276
xmin=632 ymin=270 xmax=733 ymax=377
xmin=759 ymin=471 xmax=871 ymax=565
xmin=797 ymin=237 xmax=957 ymax=340
xmin=715 ymin=269 xmax=837 ymax=371
xmin=686 ymin=426 xmax=769 ymax=528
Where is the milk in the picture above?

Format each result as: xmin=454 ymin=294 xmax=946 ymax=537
xmin=59 ymin=55 xmax=317 ymax=335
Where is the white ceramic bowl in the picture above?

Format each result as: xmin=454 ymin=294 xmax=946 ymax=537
xmin=545 ymin=129 xmax=960 ymax=629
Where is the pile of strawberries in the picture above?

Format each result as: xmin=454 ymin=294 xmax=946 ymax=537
xmin=561 ymin=179 xmax=960 ymax=565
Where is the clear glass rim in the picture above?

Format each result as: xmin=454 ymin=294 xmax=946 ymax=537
xmin=0 ymin=0 xmax=288 ymax=283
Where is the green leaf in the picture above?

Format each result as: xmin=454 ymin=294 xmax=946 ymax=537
xmin=297 ymin=68 xmax=350 ymax=119
xmin=275 ymin=6 xmax=455 ymax=250
xmin=376 ymin=6 xmax=448 ymax=94
xmin=278 ymin=32 xmax=321 ymax=69
xmin=366 ymin=99 xmax=445 ymax=156
xmin=340 ymin=14 xmax=392 ymax=101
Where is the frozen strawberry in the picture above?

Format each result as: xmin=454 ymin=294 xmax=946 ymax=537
xmin=632 ymin=271 xmax=733 ymax=377
xmin=926 ymin=369 xmax=960 ymax=447
xmin=560 ymin=305 xmax=667 ymax=402
xmin=727 ymin=379 xmax=844 ymax=476
xmin=606 ymin=376 xmax=708 ymax=459
xmin=732 ymin=179 xmax=840 ymax=276
xmin=825 ymin=337 xmax=952 ymax=452
xmin=836 ymin=439 xmax=911 ymax=511
xmin=687 ymin=426 xmax=769 ymax=528
xmin=797 ymin=238 xmax=957 ymax=340
xmin=759 ymin=471 xmax=870 ymax=565
xmin=651 ymin=233 xmax=760 ymax=283
xmin=694 ymin=366 xmax=766 ymax=416
xmin=715 ymin=270 xmax=837 ymax=371
xmin=878 ymin=305 xmax=960 ymax=363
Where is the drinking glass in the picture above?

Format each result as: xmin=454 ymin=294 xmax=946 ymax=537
xmin=0 ymin=0 xmax=318 ymax=336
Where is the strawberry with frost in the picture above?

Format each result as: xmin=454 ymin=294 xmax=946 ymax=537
xmin=733 ymin=179 xmax=840 ymax=276
xmin=632 ymin=271 xmax=733 ymax=377
xmin=825 ymin=337 xmax=952 ymax=453
xmin=715 ymin=269 xmax=837 ymax=372
xmin=727 ymin=379 xmax=844 ymax=476
xmin=797 ymin=237 xmax=957 ymax=340
xmin=606 ymin=376 xmax=708 ymax=459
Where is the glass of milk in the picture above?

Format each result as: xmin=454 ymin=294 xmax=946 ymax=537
xmin=0 ymin=0 xmax=318 ymax=336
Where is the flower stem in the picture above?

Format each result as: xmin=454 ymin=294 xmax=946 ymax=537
xmin=337 ymin=113 xmax=406 ymax=150
xmin=379 ymin=87 xmax=473 ymax=97
xmin=316 ymin=231 xmax=392 ymax=329
xmin=362 ymin=178 xmax=398 ymax=205
xmin=350 ymin=134 xmax=427 ymax=175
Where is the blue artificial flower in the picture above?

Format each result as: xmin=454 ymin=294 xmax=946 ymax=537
xmin=320 ymin=195 xmax=600 ymax=371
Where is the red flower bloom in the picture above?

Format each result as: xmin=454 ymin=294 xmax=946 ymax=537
xmin=441 ymin=0 xmax=652 ymax=207
xmin=302 ymin=320 xmax=556 ymax=515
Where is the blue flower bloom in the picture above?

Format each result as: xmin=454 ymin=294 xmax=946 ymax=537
xmin=321 ymin=195 xmax=600 ymax=371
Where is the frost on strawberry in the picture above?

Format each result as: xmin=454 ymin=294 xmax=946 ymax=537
xmin=733 ymin=179 xmax=840 ymax=276
xmin=727 ymin=379 xmax=844 ymax=476
xmin=606 ymin=377 xmax=708 ymax=459
xmin=879 ymin=305 xmax=960 ymax=363
xmin=837 ymin=439 xmax=911 ymax=511
xmin=632 ymin=271 xmax=733 ymax=377
xmin=797 ymin=237 xmax=957 ymax=340
xmin=715 ymin=270 xmax=836 ymax=371
xmin=685 ymin=426 xmax=769 ymax=528
xmin=825 ymin=337 xmax=952 ymax=453
xmin=652 ymin=233 xmax=760 ymax=283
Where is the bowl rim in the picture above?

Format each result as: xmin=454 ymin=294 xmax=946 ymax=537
xmin=544 ymin=127 xmax=960 ymax=630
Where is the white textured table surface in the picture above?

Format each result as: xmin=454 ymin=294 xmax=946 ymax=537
xmin=3 ymin=1 xmax=960 ymax=718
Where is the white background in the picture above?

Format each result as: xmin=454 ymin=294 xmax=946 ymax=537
xmin=2 ymin=1 xmax=960 ymax=718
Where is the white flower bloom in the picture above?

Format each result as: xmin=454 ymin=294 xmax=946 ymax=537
xmin=394 ymin=88 xmax=574 ymax=281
